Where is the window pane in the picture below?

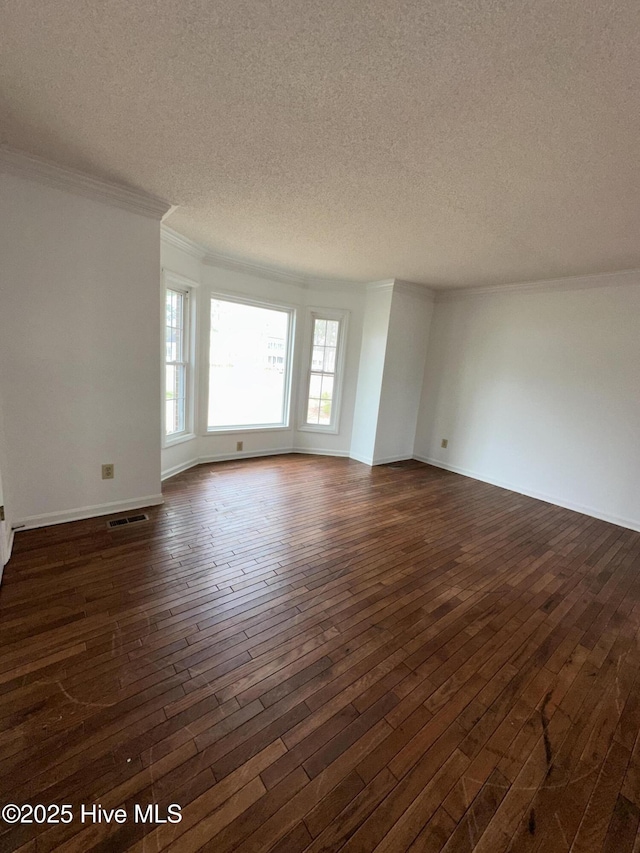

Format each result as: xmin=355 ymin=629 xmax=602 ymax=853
xmin=313 ymin=319 xmax=327 ymax=345
xmin=319 ymin=401 xmax=332 ymax=424
xmin=166 ymin=399 xmax=177 ymax=434
xmin=323 ymin=346 xmax=336 ymax=373
xmin=165 ymin=288 xmax=188 ymax=436
xmin=320 ymin=374 xmax=334 ymax=400
xmin=208 ymin=299 xmax=291 ymax=428
xmin=305 ymin=316 xmax=342 ymax=428
xmin=176 ymin=369 xmax=185 ymax=432
xmin=309 ymin=374 xmax=322 ymax=398
xmin=166 ymin=364 xmax=176 ymax=399
xmin=312 ymin=347 xmax=324 ymax=370
xmin=326 ymin=320 xmax=339 ymax=346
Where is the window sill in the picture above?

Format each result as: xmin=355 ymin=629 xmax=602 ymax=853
xmin=164 ymin=432 xmax=197 ymax=448
xmin=297 ymin=424 xmax=340 ymax=435
xmin=205 ymin=425 xmax=292 ymax=435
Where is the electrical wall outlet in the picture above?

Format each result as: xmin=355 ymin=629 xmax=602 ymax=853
xmin=236 ymin=441 xmax=243 ymax=452
xmin=441 ymin=439 xmax=448 ymax=449
xmin=102 ymin=463 xmax=115 ymax=480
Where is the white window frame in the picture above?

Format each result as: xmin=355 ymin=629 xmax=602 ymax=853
xmin=163 ymin=270 xmax=197 ymax=446
xmin=299 ymin=308 xmax=348 ymax=434
xmin=206 ymin=292 xmax=296 ymax=433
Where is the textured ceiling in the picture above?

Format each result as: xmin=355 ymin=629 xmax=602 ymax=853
xmin=1 ymin=0 xmax=639 ymax=288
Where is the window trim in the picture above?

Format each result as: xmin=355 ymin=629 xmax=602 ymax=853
xmin=298 ymin=308 xmax=349 ymax=434
xmin=206 ymin=291 xmax=296 ymax=433
xmin=163 ymin=270 xmax=198 ymax=447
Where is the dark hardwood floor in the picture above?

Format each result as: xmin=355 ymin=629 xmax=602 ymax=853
xmin=1 ymin=455 xmax=639 ymax=852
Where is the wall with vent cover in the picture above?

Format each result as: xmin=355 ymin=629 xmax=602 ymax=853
xmin=0 ymin=171 xmax=164 ymax=529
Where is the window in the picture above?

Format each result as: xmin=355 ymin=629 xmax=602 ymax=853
xmin=165 ymin=287 xmax=190 ymax=437
xmin=208 ymin=297 xmax=294 ymax=430
xmin=303 ymin=311 xmax=347 ymax=431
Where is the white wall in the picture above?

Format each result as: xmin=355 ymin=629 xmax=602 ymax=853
xmin=374 ymin=284 xmax=434 ymax=464
xmin=0 ymin=172 xmax=164 ymax=527
xmin=349 ymin=284 xmax=393 ymax=464
xmin=414 ymin=276 xmax=640 ymax=531
xmin=350 ymin=282 xmax=434 ymax=466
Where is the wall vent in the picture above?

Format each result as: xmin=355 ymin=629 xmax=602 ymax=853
xmin=107 ymin=513 xmax=149 ymax=529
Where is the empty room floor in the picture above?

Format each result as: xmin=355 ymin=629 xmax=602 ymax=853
xmin=1 ymin=455 xmax=639 ymax=852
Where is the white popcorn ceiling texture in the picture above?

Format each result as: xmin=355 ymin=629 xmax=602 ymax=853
xmin=1 ymin=0 xmax=639 ymax=288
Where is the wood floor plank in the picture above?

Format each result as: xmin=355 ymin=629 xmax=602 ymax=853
xmin=0 ymin=455 xmax=639 ymax=852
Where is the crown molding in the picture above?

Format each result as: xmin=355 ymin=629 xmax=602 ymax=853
xmin=366 ymin=279 xmax=396 ymax=293
xmin=202 ymin=248 xmax=364 ymax=292
xmin=393 ymin=279 xmax=436 ymax=301
xmin=305 ymin=276 xmax=366 ymax=293
xmin=434 ymin=267 xmax=640 ymax=301
xmin=0 ymin=146 xmax=174 ymax=220
xmin=161 ymin=225 xmax=206 ymax=260
xmin=365 ymin=279 xmax=435 ymax=301
xmin=203 ymin=249 xmax=307 ymax=286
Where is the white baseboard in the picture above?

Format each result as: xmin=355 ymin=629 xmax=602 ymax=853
xmin=413 ymin=455 xmax=640 ymax=534
xmin=161 ymin=457 xmax=200 ymax=481
xmin=198 ymin=447 xmax=296 ymax=466
xmin=372 ymin=454 xmax=414 ymax=466
xmin=349 ymin=451 xmax=374 ymax=466
xmin=162 ymin=447 xmax=353 ymax=481
xmin=16 ymin=494 xmax=165 ymax=531
xmin=293 ymin=447 xmax=350 ymax=458
xmin=348 ymin=452 xmax=413 ymax=467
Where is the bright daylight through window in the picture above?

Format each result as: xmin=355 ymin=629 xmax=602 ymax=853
xmin=165 ymin=288 xmax=188 ymax=436
xmin=305 ymin=316 xmax=341 ymax=427
xmin=208 ymin=297 xmax=293 ymax=429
